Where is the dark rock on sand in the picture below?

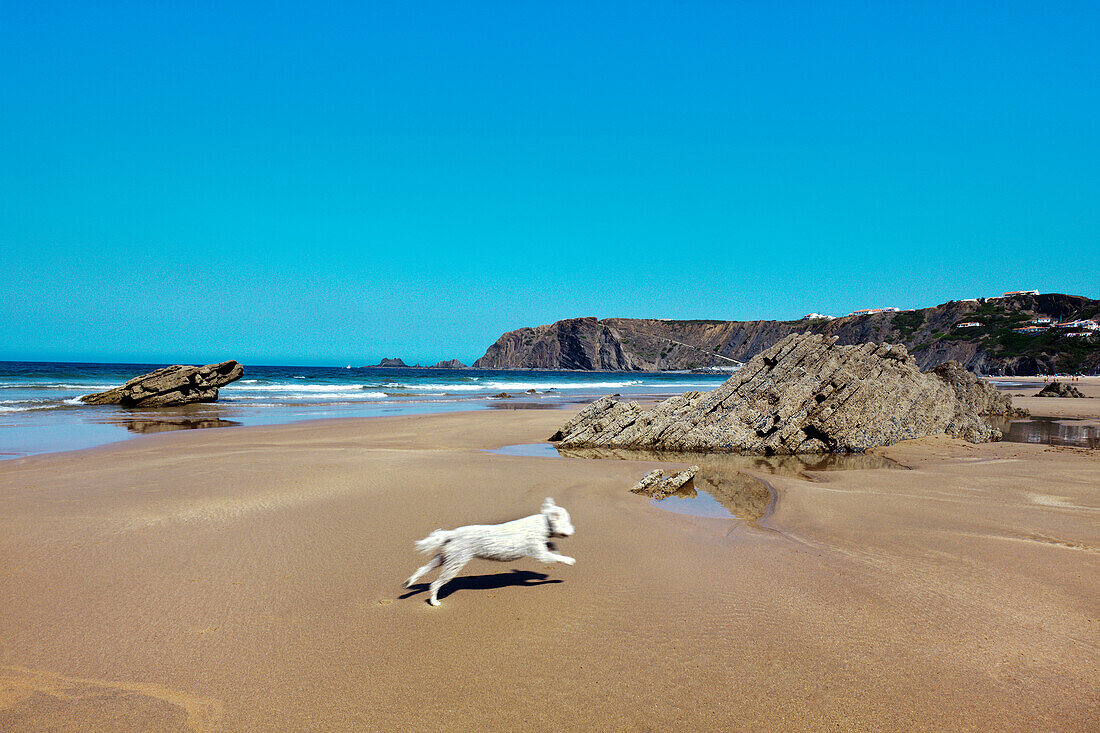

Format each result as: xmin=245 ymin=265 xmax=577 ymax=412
xmin=1036 ymin=381 xmax=1088 ymax=398
xmin=81 ymin=361 xmax=244 ymax=408
xmin=551 ymin=334 xmax=1010 ymax=454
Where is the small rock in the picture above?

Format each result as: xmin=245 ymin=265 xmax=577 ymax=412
xmin=630 ymin=466 xmax=699 ymax=499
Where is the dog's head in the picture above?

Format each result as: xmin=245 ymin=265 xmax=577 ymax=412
xmin=541 ymin=497 xmax=574 ymax=537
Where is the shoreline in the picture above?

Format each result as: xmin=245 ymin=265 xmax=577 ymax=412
xmin=5 ymin=366 xmax=1098 ymax=462
xmin=2 ymin=408 xmax=1097 ymax=731
xmin=992 ymin=375 xmax=1100 ymax=420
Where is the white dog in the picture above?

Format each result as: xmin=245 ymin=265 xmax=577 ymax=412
xmin=405 ymin=497 xmax=576 ymax=606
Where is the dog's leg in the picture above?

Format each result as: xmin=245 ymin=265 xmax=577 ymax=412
xmin=405 ymin=553 xmax=442 ymax=588
xmin=536 ymin=545 xmax=576 ymax=566
xmin=428 ymin=554 xmax=469 ymax=607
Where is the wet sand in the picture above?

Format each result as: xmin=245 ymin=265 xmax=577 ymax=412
xmin=1 ymin=410 xmax=1097 ymax=731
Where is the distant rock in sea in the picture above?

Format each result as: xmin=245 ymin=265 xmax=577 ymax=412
xmin=80 ymin=361 xmax=244 ymax=407
xmin=376 ymin=358 xmax=408 ymax=368
xmin=431 ymin=359 xmax=468 ymax=369
xmin=551 ymin=334 xmax=1012 ymax=454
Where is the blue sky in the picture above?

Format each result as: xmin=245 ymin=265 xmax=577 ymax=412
xmin=2 ymin=1 xmax=1097 ymax=365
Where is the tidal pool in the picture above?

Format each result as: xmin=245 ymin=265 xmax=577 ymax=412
xmin=992 ymin=417 xmax=1100 ymax=450
xmin=488 ymin=443 xmax=899 ymax=521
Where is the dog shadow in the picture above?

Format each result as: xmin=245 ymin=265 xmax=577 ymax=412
xmin=400 ymin=568 xmax=562 ymax=602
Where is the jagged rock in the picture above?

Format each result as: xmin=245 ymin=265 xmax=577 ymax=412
xmin=376 ymin=358 xmax=408 ymax=368
xmin=1036 ymin=381 xmax=1087 ymax=398
xmin=80 ymin=361 xmax=243 ymax=407
xmin=930 ymin=361 xmax=1014 ymax=416
xmin=431 ymin=359 xmax=467 ymax=369
xmin=550 ymin=334 xmax=1007 ymax=454
xmin=629 ymin=466 xmax=699 ymax=499
xmin=490 ymin=392 xmax=512 ymax=399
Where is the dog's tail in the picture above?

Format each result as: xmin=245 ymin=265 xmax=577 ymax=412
xmin=414 ymin=529 xmax=453 ymax=554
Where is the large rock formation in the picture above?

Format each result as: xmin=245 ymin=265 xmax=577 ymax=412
xmin=550 ymin=334 xmax=1012 ymax=454
xmin=475 ymin=293 xmax=1100 ymax=375
xmin=431 ymin=359 xmax=467 ymax=369
xmin=80 ymin=361 xmax=244 ymax=407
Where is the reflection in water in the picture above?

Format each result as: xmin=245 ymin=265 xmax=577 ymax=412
xmin=113 ymin=417 xmax=242 ymax=434
xmin=991 ymin=417 xmax=1100 ymax=449
xmin=96 ymin=405 xmax=244 ymax=435
xmin=490 ymin=443 xmax=564 ymax=458
xmin=556 ymin=446 xmax=899 ymax=521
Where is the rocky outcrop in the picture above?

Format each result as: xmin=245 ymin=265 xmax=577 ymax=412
xmin=475 ymin=293 xmax=1100 ymax=375
xmin=376 ymin=358 xmax=408 ymax=368
xmin=629 ymin=467 xmax=698 ymax=499
xmin=431 ymin=359 xmax=467 ymax=369
xmin=1036 ymin=381 xmax=1087 ymax=398
xmin=474 ymin=317 xmax=648 ymax=371
xmin=550 ymin=334 xmax=1008 ymax=454
xmin=81 ymin=361 xmax=244 ymax=407
xmin=930 ymin=361 xmax=1014 ymax=416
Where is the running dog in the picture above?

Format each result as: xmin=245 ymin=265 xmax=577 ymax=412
xmin=405 ymin=497 xmax=576 ymax=606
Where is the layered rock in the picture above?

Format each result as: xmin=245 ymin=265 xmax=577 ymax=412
xmin=81 ymin=361 xmax=244 ymax=407
xmin=1036 ymin=381 xmax=1087 ymax=398
xmin=629 ymin=466 xmax=699 ymax=499
xmin=930 ymin=360 xmax=1014 ymax=416
xmin=550 ymin=334 xmax=1009 ymax=454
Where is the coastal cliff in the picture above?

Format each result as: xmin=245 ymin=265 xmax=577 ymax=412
xmin=474 ymin=293 xmax=1100 ymax=375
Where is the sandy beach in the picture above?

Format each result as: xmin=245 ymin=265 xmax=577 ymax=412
xmin=1 ymin=407 xmax=1097 ymax=731
xmin=996 ymin=375 xmax=1100 ymax=419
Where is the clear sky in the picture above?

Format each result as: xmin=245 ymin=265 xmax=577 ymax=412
xmin=2 ymin=1 xmax=1098 ymax=365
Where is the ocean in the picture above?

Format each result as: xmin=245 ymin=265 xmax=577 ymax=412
xmin=0 ymin=361 xmax=733 ymax=459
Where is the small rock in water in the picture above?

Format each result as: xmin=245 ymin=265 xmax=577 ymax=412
xmin=630 ymin=466 xmax=699 ymax=499
xmin=491 ymin=392 xmax=512 ymax=399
